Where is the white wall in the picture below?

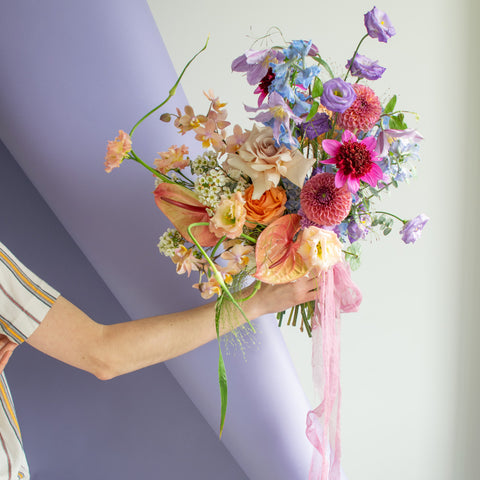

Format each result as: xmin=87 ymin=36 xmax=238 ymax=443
xmin=147 ymin=1 xmax=476 ymax=478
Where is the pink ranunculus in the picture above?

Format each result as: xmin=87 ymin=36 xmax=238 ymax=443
xmin=104 ymin=130 xmax=132 ymax=172
xmin=209 ymin=192 xmax=247 ymax=239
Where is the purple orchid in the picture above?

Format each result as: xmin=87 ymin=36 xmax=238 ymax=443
xmin=346 ymin=53 xmax=386 ymax=80
xmin=364 ymin=7 xmax=396 ymax=43
xmin=400 ymin=214 xmax=429 ymax=244
xmin=320 ymin=78 xmax=356 ymax=113
xmin=231 ymin=49 xmax=285 ymax=85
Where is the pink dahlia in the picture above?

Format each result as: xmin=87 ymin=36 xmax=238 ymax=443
xmin=322 ymin=130 xmax=383 ymax=193
xmin=337 ymin=84 xmax=382 ymax=132
xmin=300 ymin=173 xmax=352 ymax=226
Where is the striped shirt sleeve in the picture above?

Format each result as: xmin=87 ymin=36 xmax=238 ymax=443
xmin=0 ymin=242 xmax=60 ymax=345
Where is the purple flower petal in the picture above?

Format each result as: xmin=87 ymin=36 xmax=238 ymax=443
xmin=320 ymin=78 xmax=356 ymax=113
xmin=364 ymin=6 xmax=396 ymax=43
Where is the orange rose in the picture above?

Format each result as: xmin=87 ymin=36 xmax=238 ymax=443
xmin=244 ymin=185 xmax=287 ymax=227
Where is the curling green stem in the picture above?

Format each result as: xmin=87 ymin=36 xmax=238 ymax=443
xmin=374 ymin=211 xmax=406 ymax=224
xmin=239 ymin=280 xmax=261 ymax=303
xmin=129 ymin=150 xmax=174 ymax=183
xmin=240 ymin=233 xmax=257 ymax=244
xmin=211 ymin=235 xmax=226 ymax=258
xmin=187 ymin=223 xmax=255 ymax=332
xmin=129 ymin=36 xmax=210 ymax=137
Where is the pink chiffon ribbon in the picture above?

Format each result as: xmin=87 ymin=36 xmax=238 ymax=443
xmin=306 ymin=262 xmax=362 ymax=480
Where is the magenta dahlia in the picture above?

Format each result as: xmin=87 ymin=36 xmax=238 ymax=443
xmin=300 ymin=172 xmax=352 ymax=226
xmin=337 ymin=84 xmax=382 ymax=132
xmin=322 ymin=130 xmax=383 ymax=193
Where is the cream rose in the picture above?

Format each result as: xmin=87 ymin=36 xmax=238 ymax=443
xmin=226 ymin=125 xmax=314 ymax=200
xmin=209 ymin=192 xmax=246 ymax=239
xmin=297 ymin=226 xmax=343 ymax=275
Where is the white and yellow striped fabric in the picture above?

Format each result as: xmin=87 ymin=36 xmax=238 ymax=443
xmin=0 ymin=242 xmax=59 ymax=480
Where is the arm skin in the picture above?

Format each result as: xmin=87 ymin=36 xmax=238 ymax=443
xmin=16 ymin=276 xmax=319 ymax=381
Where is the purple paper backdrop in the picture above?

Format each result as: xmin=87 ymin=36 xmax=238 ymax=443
xmin=0 ymin=1 xmax=313 ymax=478
xmin=0 ymin=139 xmax=247 ymax=479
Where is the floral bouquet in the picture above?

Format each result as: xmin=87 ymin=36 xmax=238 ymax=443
xmin=105 ymin=6 xmax=427 ymax=479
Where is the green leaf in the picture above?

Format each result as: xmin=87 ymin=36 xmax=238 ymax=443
xmin=383 ymin=227 xmax=392 ymax=236
xmin=389 ymin=113 xmax=408 ymax=130
xmin=311 ymin=77 xmax=323 ymax=98
xmin=383 ymin=95 xmax=397 ymax=114
xmin=215 ymin=297 xmax=228 ymax=438
xmin=312 ymin=55 xmax=334 ymax=76
xmin=305 ymin=101 xmax=319 ymax=122
xmin=345 ymin=242 xmax=362 ymax=271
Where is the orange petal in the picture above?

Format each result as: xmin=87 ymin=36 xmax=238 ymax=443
xmin=254 ymin=214 xmax=308 ymax=284
xmin=154 ymin=183 xmax=219 ymax=247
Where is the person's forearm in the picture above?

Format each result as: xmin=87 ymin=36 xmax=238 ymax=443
xmin=27 ymin=276 xmax=318 ymax=380
xmin=98 ymin=292 xmax=262 ymax=379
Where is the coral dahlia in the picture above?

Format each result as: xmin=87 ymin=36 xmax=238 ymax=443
xmin=337 ymin=84 xmax=382 ymax=132
xmin=322 ymin=130 xmax=383 ymax=193
xmin=300 ymin=173 xmax=352 ymax=226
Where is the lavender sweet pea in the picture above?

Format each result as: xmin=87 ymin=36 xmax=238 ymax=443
xmin=346 ymin=53 xmax=386 ymax=80
xmin=400 ymin=214 xmax=429 ymax=244
xmin=320 ymin=78 xmax=356 ymax=113
xmin=364 ymin=6 xmax=396 ymax=43
xmin=231 ymin=49 xmax=285 ymax=85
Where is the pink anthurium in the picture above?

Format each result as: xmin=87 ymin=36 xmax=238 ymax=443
xmin=154 ymin=183 xmax=219 ymax=247
xmin=254 ymin=214 xmax=308 ymax=284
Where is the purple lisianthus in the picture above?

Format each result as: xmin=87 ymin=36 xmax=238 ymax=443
xmin=346 ymin=54 xmax=386 ymax=80
xmin=364 ymin=7 xmax=396 ymax=43
xmin=300 ymin=113 xmax=331 ymax=139
xmin=320 ymin=78 xmax=356 ymax=113
xmin=400 ymin=214 xmax=429 ymax=244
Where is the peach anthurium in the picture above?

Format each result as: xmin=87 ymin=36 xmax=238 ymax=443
xmin=254 ymin=214 xmax=308 ymax=284
xmin=154 ymin=183 xmax=219 ymax=247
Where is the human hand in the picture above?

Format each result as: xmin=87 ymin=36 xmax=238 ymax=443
xmin=0 ymin=335 xmax=18 ymax=374
xmin=242 ymin=276 xmax=320 ymax=320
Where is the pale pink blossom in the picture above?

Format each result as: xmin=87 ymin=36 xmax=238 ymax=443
xmin=220 ymin=241 xmax=254 ymax=275
xmin=227 ymin=125 xmax=314 ymax=199
xmin=154 ymin=145 xmax=190 ymax=174
xmin=297 ymin=226 xmax=343 ymax=275
xmin=204 ymin=89 xmax=227 ymax=112
xmin=174 ymin=106 xmax=206 ymax=135
xmin=194 ymin=118 xmax=225 ymax=151
xmin=104 ymin=130 xmax=132 ymax=172
xmin=225 ymin=125 xmax=249 ymax=153
xmin=171 ymin=245 xmax=204 ymax=277
xmin=193 ymin=276 xmax=222 ymax=299
xmin=209 ymin=192 xmax=247 ymax=239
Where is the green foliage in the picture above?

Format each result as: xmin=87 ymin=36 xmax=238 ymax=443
xmin=345 ymin=242 xmax=362 ymax=271
xmin=311 ymin=77 xmax=324 ymax=98
xmin=306 ymin=101 xmax=319 ymax=121
xmin=383 ymin=94 xmax=397 ymax=114
xmin=389 ymin=113 xmax=408 ymax=130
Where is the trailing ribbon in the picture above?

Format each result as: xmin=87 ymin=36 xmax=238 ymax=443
xmin=306 ymin=262 xmax=362 ymax=480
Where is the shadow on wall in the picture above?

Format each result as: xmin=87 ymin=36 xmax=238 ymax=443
xmin=454 ymin=0 xmax=480 ymax=476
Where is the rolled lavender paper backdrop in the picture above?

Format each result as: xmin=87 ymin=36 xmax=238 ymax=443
xmin=0 ymin=1 xmax=313 ymax=479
